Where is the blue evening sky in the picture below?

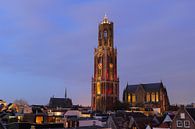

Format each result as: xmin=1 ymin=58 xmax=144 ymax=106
xmin=0 ymin=1 xmax=195 ymax=105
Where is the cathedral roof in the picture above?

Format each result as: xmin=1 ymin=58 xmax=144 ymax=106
xmin=126 ymin=85 xmax=139 ymax=92
xmin=49 ymin=97 xmax=72 ymax=108
xmin=126 ymin=82 xmax=164 ymax=93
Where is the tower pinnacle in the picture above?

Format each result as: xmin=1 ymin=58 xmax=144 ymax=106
xmin=102 ymin=14 xmax=110 ymax=24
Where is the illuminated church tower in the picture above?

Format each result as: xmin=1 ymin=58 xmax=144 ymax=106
xmin=92 ymin=15 xmax=119 ymax=112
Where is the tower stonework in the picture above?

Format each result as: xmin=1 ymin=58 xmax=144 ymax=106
xmin=92 ymin=16 xmax=119 ymax=112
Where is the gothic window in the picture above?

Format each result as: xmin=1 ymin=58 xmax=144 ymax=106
xmin=109 ymin=63 xmax=113 ymax=80
xmin=151 ymin=92 xmax=155 ymax=102
xmin=104 ymin=30 xmax=108 ymax=39
xmin=104 ymin=30 xmax=108 ymax=45
xmin=132 ymin=94 xmax=136 ymax=103
xmin=128 ymin=93 xmax=131 ymax=103
xmin=97 ymin=82 xmax=101 ymax=95
xmin=156 ymin=92 xmax=159 ymax=102
xmin=98 ymin=69 xmax=102 ymax=80
xmin=146 ymin=92 xmax=150 ymax=102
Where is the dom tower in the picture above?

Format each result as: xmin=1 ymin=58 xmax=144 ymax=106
xmin=92 ymin=16 xmax=119 ymax=112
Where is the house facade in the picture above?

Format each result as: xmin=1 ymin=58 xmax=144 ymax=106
xmin=171 ymin=106 xmax=195 ymax=129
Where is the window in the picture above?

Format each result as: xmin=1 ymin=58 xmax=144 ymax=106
xmin=109 ymin=63 xmax=113 ymax=80
xmin=184 ymin=120 xmax=190 ymax=128
xmin=151 ymin=92 xmax=155 ymax=102
xmin=146 ymin=92 xmax=150 ymax=102
xmin=177 ymin=120 xmax=183 ymax=128
xmin=132 ymin=94 xmax=136 ymax=103
xmin=128 ymin=94 xmax=131 ymax=103
xmin=104 ymin=30 xmax=108 ymax=39
xmin=36 ymin=116 xmax=43 ymax=124
xmin=97 ymin=82 xmax=101 ymax=95
xmin=180 ymin=113 xmax=185 ymax=119
xmin=156 ymin=92 xmax=159 ymax=102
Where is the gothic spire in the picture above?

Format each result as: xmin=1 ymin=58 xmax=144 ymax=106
xmin=65 ymin=88 xmax=67 ymax=99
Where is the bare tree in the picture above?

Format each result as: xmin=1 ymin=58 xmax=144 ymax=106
xmin=13 ymin=99 xmax=29 ymax=106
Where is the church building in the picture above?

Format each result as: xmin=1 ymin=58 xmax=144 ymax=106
xmin=91 ymin=16 xmax=119 ymax=112
xmin=123 ymin=82 xmax=170 ymax=113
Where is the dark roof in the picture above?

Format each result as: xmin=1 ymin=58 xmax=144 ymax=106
xmin=126 ymin=82 xmax=163 ymax=93
xmin=49 ymin=98 xmax=72 ymax=108
xmin=68 ymin=126 xmax=104 ymax=129
xmin=142 ymin=83 xmax=162 ymax=92
xmin=126 ymin=85 xmax=139 ymax=92
xmin=110 ymin=112 xmax=154 ymax=129
xmin=186 ymin=108 xmax=195 ymax=121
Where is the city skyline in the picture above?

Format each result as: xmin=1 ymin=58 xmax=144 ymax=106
xmin=0 ymin=1 xmax=195 ymax=106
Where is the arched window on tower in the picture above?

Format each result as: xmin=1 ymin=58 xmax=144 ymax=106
xmin=104 ymin=30 xmax=108 ymax=45
xmin=97 ymin=82 xmax=101 ymax=95
xmin=97 ymin=57 xmax=102 ymax=79
xmin=104 ymin=30 xmax=108 ymax=39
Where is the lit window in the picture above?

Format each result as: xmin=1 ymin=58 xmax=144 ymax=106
xmin=146 ymin=93 xmax=150 ymax=102
xmin=132 ymin=94 xmax=136 ymax=103
xmin=184 ymin=120 xmax=190 ymax=128
xmin=97 ymin=64 xmax=102 ymax=79
xmin=156 ymin=92 xmax=159 ymax=102
xmin=128 ymin=94 xmax=131 ymax=103
xmin=151 ymin=92 xmax=155 ymax=102
xmin=109 ymin=63 xmax=113 ymax=80
xmin=36 ymin=116 xmax=43 ymax=124
xmin=177 ymin=120 xmax=183 ymax=128
xmin=97 ymin=82 xmax=101 ymax=95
